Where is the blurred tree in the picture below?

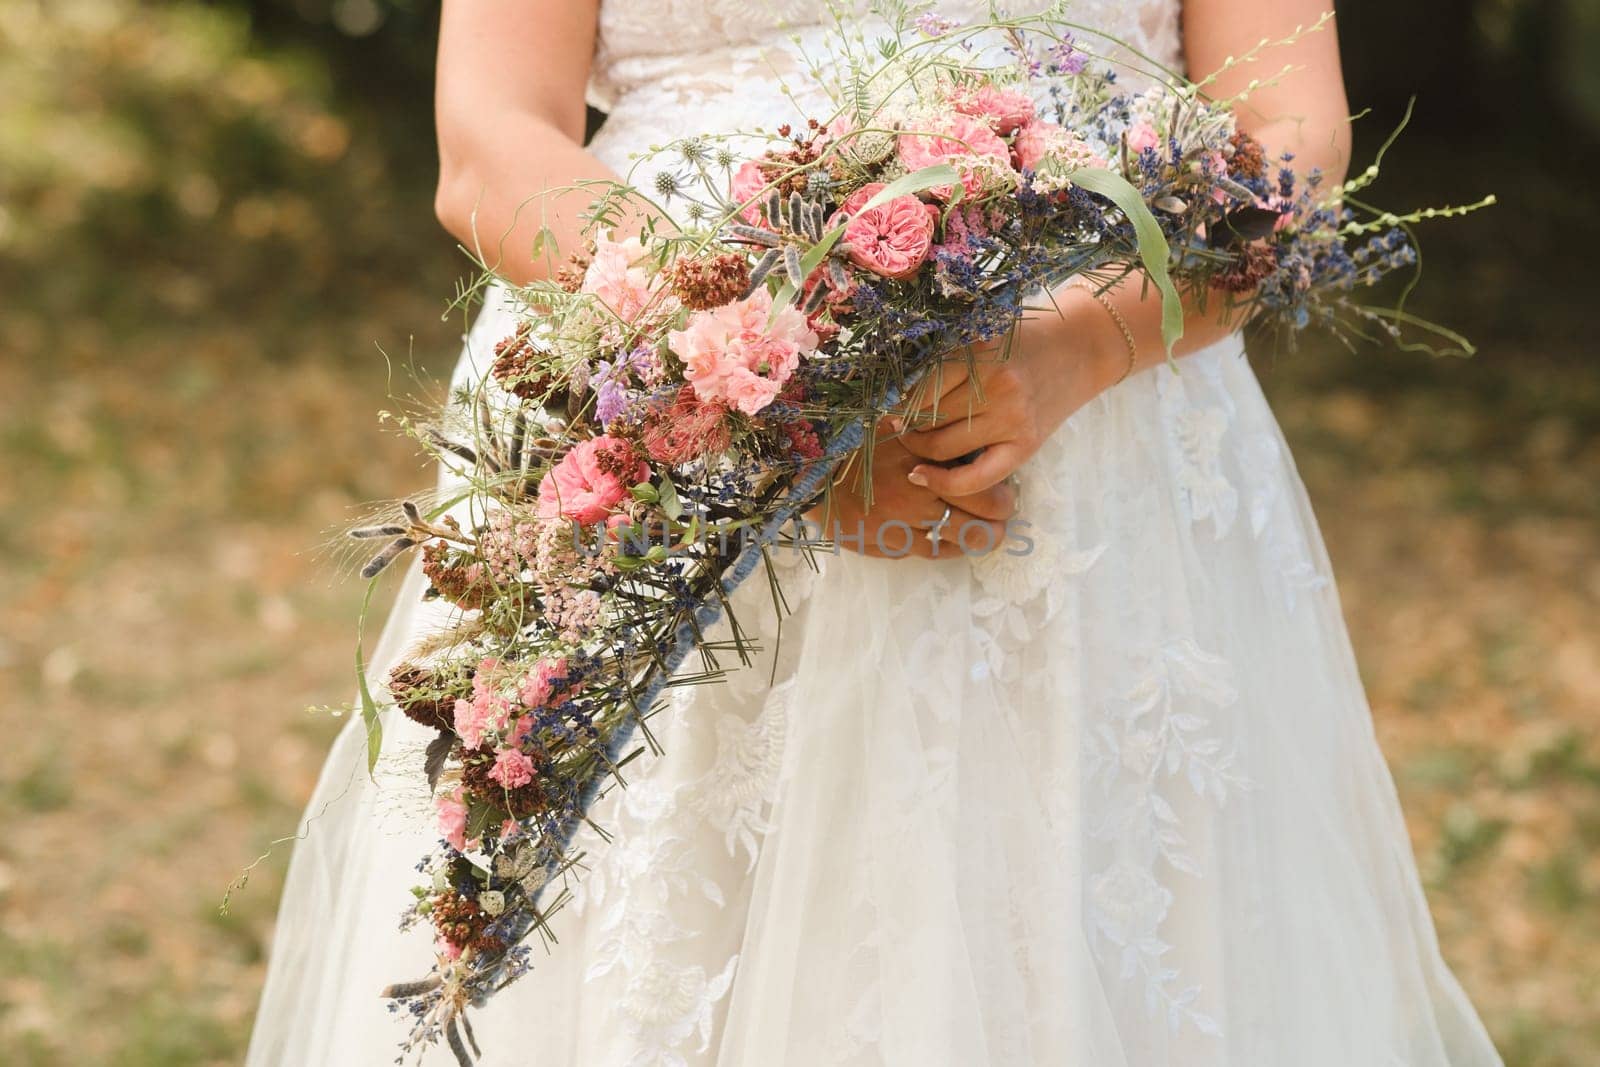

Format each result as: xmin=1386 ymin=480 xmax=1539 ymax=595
xmin=1335 ymin=0 xmax=1600 ymax=160
xmin=198 ymin=0 xmax=436 ymax=138
xmin=0 ymin=0 xmax=451 ymax=339
xmin=6 ymin=0 xmax=1596 ymax=355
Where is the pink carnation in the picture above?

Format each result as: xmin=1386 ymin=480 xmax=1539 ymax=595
xmin=897 ymin=113 xmax=1013 ymax=201
xmin=517 ymin=656 xmax=569 ymax=709
xmin=950 ymin=84 xmax=1036 ymax=135
xmin=667 ymin=289 xmax=819 ymax=416
xmin=453 ymin=658 xmax=514 ymax=750
xmin=836 ymin=183 xmax=937 ymax=280
xmin=436 ymin=788 xmax=469 ymax=852
xmin=488 ymin=748 xmax=536 ymax=789
xmin=581 ymin=230 xmax=662 ymax=324
xmin=535 ymin=435 xmax=648 ymax=526
xmin=729 ymin=160 xmax=772 ymax=226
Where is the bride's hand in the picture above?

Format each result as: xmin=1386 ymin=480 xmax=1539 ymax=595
xmin=805 ymin=419 xmax=1018 ymax=560
xmin=896 ymin=293 xmax=1127 ymax=498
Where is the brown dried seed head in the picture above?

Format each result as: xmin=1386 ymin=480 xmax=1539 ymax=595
xmin=668 ymin=251 xmax=752 ymax=310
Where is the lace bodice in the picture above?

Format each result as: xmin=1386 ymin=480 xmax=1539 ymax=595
xmin=586 ymin=0 xmax=1184 ymax=187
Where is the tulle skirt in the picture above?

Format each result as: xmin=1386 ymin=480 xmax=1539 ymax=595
xmin=246 ymin=286 xmax=1503 ymax=1066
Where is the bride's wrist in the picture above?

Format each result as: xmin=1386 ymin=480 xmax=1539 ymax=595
xmin=1042 ymin=285 xmax=1134 ymax=409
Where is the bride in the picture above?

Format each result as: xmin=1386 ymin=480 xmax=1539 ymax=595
xmin=248 ymin=2 xmax=1505 ymax=1064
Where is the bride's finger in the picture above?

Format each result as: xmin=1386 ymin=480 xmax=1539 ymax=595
xmin=921 ymin=501 xmax=1010 ymax=559
xmin=947 ymin=478 xmax=1019 ymax=522
xmin=900 ymin=410 xmax=1008 ymax=462
xmin=893 ymin=368 xmax=967 ymax=427
xmin=894 ymin=344 xmax=998 ymax=426
xmin=908 ymin=441 xmax=1023 ymax=499
xmin=900 ymin=379 xmax=980 ymax=431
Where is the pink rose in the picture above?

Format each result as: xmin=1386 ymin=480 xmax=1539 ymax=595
xmin=1011 ymin=121 xmax=1108 ymax=174
xmin=729 ymin=160 xmax=772 ymax=226
xmin=1126 ymin=120 xmax=1161 ymax=155
xmin=436 ymin=789 xmax=469 ymax=852
xmin=535 ymin=435 xmax=648 ymax=526
xmin=951 ymin=85 xmax=1036 ymax=135
xmin=581 ymin=231 xmax=663 ymax=324
xmin=836 ymin=183 xmax=937 ymax=280
xmin=488 ymin=748 xmax=536 ymax=789
xmin=897 ymin=113 xmax=1013 ymax=200
xmin=667 ymin=288 xmax=819 ymax=416
xmin=1012 ymin=120 xmax=1059 ymax=171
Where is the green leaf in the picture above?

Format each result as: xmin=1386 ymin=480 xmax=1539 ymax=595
xmin=860 ymin=164 xmax=960 ymax=210
xmin=530 ymin=224 xmax=556 ymax=260
xmin=629 ymin=482 xmax=659 ymax=503
xmin=354 ymin=577 xmax=383 ymax=776
xmin=466 ymin=799 xmax=498 ymax=840
xmin=1070 ymin=167 xmax=1185 ymax=355
xmin=657 ymin=476 xmax=683 ymax=521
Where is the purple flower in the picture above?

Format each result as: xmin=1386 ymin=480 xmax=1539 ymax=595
xmin=592 ymin=345 xmax=646 ymax=427
xmin=914 ymin=12 xmax=957 ymax=36
xmin=595 ymin=377 xmax=628 ymax=426
xmin=1049 ymin=35 xmax=1087 ymax=75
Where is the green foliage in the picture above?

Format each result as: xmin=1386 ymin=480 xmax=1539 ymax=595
xmin=0 ymin=0 xmax=445 ymax=327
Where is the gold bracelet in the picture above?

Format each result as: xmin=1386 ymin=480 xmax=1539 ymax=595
xmin=1070 ymin=279 xmax=1138 ymax=385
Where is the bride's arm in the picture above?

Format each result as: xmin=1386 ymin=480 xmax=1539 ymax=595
xmin=434 ymin=0 xmax=630 ymax=284
xmin=1187 ymin=0 xmax=1352 ymax=187
xmin=897 ymin=0 xmax=1351 ymax=502
xmin=1078 ymin=0 xmax=1352 ymax=368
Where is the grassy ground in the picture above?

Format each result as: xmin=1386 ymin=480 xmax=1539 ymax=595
xmin=1 ymin=6 xmax=1596 ymax=1062
xmin=3 ymin=263 xmax=1597 ymax=1067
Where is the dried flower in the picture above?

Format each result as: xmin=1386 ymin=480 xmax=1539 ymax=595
xmin=429 ymin=886 xmax=503 ymax=956
xmin=388 ymin=664 xmax=454 ymax=732
xmin=491 ymin=326 xmax=557 ymax=400
xmin=1212 ymin=241 xmax=1277 ymax=293
xmin=553 ymin=245 xmax=594 ymax=293
xmin=669 ymin=251 xmax=752 ymax=310
xmin=421 ymin=540 xmax=494 ymax=611
xmin=641 ymin=385 xmax=733 ymax=464
xmin=1229 ymin=130 xmax=1268 ymax=181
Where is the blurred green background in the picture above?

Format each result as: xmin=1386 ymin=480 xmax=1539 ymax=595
xmin=1 ymin=1 xmax=1596 ymax=1064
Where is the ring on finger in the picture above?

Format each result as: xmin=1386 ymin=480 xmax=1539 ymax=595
xmin=1004 ymin=473 xmax=1023 ymax=513
xmin=926 ymin=504 xmax=954 ymax=543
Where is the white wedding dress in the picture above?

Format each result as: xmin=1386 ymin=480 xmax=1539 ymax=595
xmin=247 ymin=3 xmax=1505 ymax=1065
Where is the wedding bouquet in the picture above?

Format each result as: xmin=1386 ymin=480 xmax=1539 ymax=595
xmin=344 ymin=6 xmax=1489 ymax=1062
